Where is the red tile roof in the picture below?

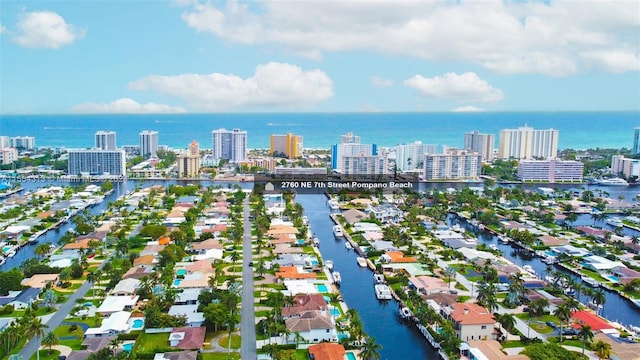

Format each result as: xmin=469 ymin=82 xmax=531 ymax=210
xmin=450 ymin=303 xmax=495 ymax=326
xmin=171 ymin=326 xmax=206 ymax=350
xmin=571 ymin=310 xmax=614 ymax=331
xmin=308 ymin=343 xmax=346 ymax=360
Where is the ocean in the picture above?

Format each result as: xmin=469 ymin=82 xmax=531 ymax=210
xmin=1 ymin=112 xmax=639 ymax=150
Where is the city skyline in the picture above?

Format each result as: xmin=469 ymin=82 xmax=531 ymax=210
xmin=1 ymin=1 xmax=639 ymax=114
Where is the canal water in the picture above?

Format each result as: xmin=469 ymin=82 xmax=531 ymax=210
xmin=297 ymin=193 xmax=440 ymax=360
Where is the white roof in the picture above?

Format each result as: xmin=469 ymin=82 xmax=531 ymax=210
xmin=168 ymin=304 xmax=205 ymax=324
xmin=193 ymin=248 xmax=223 ymax=261
xmin=458 ymin=248 xmax=497 ymax=261
xmin=111 ymin=278 xmax=141 ymax=295
xmin=97 ymin=296 xmax=139 ymax=314
xmin=85 ymin=311 xmax=131 ymax=335
xmin=176 ymin=288 xmax=202 ymax=303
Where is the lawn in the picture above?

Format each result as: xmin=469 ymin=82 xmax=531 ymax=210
xmin=205 ymin=330 xmax=226 ymax=348
xmin=30 ymin=349 xmax=61 ymax=360
xmin=53 ymin=323 xmax=85 ymax=350
xmin=200 ymin=353 xmax=241 ymax=360
xmin=218 ymin=334 xmax=241 ymax=349
xmin=502 ymin=340 xmax=526 ymax=348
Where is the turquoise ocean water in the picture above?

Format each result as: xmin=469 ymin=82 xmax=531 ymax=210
xmin=1 ymin=112 xmax=639 ymax=150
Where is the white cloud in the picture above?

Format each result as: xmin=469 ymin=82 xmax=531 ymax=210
xmin=71 ymin=98 xmax=186 ymax=114
xmin=13 ymin=10 xmax=85 ymax=49
xmin=451 ymin=106 xmax=484 ymax=112
xmin=404 ymin=72 xmax=504 ymax=103
xmin=0 ymin=24 xmax=6 ymax=34
xmin=129 ymin=62 xmax=333 ymax=110
xmin=371 ymin=76 xmax=393 ymax=87
xmin=180 ymin=1 xmax=640 ymax=76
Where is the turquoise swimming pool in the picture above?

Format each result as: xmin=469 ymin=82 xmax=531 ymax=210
xmin=316 ymin=284 xmax=328 ymax=292
xmin=173 ymin=279 xmax=182 ymax=287
xmin=346 ymin=353 xmax=356 ymax=360
xmin=131 ymin=319 xmax=144 ymax=330
xmin=176 ymin=269 xmax=187 ymax=276
xmin=122 ymin=342 xmax=134 ymax=352
xmin=330 ymin=307 xmax=340 ymax=316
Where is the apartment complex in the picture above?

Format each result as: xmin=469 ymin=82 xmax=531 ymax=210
xmin=423 ymin=149 xmax=482 ymax=180
xmin=0 ymin=148 xmax=18 ymax=165
xmin=68 ymin=149 xmax=126 ymax=177
xmin=611 ymin=155 xmax=640 ymax=179
xmin=212 ymin=128 xmax=247 ymax=163
xmin=177 ymin=141 xmax=201 ymax=178
xmin=633 ymin=128 xmax=640 ymax=155
xmin=395 ymin=141 xmax=436 ymax=171
xmin=139 ymin=130 xmax=159 ymax=158
xmin=497 ymin=126 xmax=559 ymax=160
xmin=331 ymin=132 xmax=388 ymax=174
xmin=517 ymin=159 xmax=584 ymax=182
xmin=95 ymin=131 xmax=117 ymax=150
xmin=464 ymin=131 xmax=495 ymax=162
xmin=9 ymin=136 xmax=36 ymax=150
xmin=270 ymin=133 xmax=303 ymax=159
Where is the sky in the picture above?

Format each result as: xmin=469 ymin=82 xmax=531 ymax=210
xmin=0 ymin=0 xmax=639 ymax=114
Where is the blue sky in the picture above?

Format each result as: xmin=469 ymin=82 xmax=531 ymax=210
xmin=1 ymin=0 xmax=639 ymax=114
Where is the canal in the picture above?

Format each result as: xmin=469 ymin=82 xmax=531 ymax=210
xmin=297 ymin=193 xmax=440 ymax=360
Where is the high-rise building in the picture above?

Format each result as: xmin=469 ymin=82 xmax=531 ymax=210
xmin=340 ymin=132 xmax=361 ymax=144
xmin=95 ymin=131 xmax=117 ymax=150
xmin=330 ymin=132 xmax=388 ymax=174
xmin=177 ymin=140 xmax=201 ymax=178
xmin=633 ymin=128 xmax=640 ymax=155
xmin=497 ymin=126 xmax=559 ymax=160
xmin=68 ymin=149 xmax=126 ymax=177
xmin=464 ymin=131 xmax=495 ymax=162
xmin=611 ymin=155 xmax=640 ymax=179
xmin=212 ymin=128 xmax=247 ymax=163
xmin=270 ymin=133 xmax=303 ymax=159
xmin=9 ymin=136 xmax=35 ymax=150
xmin=0 ymin=148 xmax=18 ymax=165
xmin=139 ymin=130 xmax=159 ymax=158
xmin=395 ymin=141 xmax=437 ymax=171
xmin=424 ymin=149 xmax=482 ymax=180
xmin=517 ymin=159 xmax=583 ymax=182
xmin=0 ymin=137 xmax=9 ymax=148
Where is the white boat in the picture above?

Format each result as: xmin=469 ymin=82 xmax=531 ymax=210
xmin=333 ymin=225 xmax=344 ymax=238
xmin=6 ymin=250 xmax=16 ymax=258
xmin=325 ymin=260 xmax=334 ymax=271
xmin=328 ymin=199 xmax=340 ymax=210
xmin=373 ymin=273 xmax=385 ymax=284
xmin=399 ymin=306 xmax=413 ymax=319
xmin=523 ymin=265 xmax=535 ymax=274
xmin=498 ymin=235 xmax=510 ymax=244
xmin=632 ymin=299 xmax=640 ymax=309
xmin=581 ymin=275 xmax=601 ymax=287
xmin=587 ymin=301 xmax=603 ymax=311
xmin=542 ymin=256 xmax=558 ymax=264
xmin=374 ymin=284 xmax=393 ymax=300
xmin=488 ymin=244 xmax=499 ymax=251
xmin=606 ymin=217 xmax=624 ymax=227
xmin=451 ymin=224 xmax=463 ymax=233
xmin=333 ymin=271 xmax=342 ymax=285
xmin=595 ymin=177 xmax=629 ymax=186
xmin=345 ymin=241 xmax=353 ymax=250
xmin=0 ymin=257 xmax=5 ymax=266
xmin=357 ymin=257 xmax=367 ymax=267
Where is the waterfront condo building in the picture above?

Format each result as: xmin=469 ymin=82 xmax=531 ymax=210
xmin=0 ymin=137 xmax=8 ymax=148
xmin=68 ymin=149 xmax=126 ymax=177
xmin=212 ymin=128 xmax=247 ymax=163
xmin=139 ymin=130 xmax=159 ymax=159
xmin=395 ymin=141 xmax=437 ymax=172
xmin=497 ymin=126 xmax=559 ymax=160
xmin=270 ymin=133 xmax=303 ymax=159
xmin=633 ymin=128 xmax=640 ymax=155
xmin=464 ymin=131 xmax=495 ymax=162
xmin=331 ymin=132 xmax=388 ymax=174
xmin=94 ymin=131 xmax=117 ymax=150
xmin=611 ymin=155 xmax=640 ymax=179
xmin=517 ymin=159 xmax=584 ymax=182
xmin=423 ymin=149 xmax=482 ymax=180
xmin=9 ymin=136 xmax=35 ymax=150
xmin=0 ymin=147 xmax=18 ymax=165
xmin=177 ymin=140 xmax=201 ymax=178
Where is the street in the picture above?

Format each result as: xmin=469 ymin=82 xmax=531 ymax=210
xmin=240 ymin=196 xmax=257 ymax=359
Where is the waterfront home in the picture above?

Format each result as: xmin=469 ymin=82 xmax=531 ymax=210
xmin=434 ymin=230 xmax=477 ymax=249
xmin=285 ymin=310 xmax=337 ymax=343
xmin=48 ymin=254 xmax=77 ymax=268
xmin=283 ymin=280 xmax=321 ymax=296
xmin=308 ymin=343 xmax=347 ymax=360
xmin=444 ymin=303 xmax=497 ymax=341
xmin=96 ymin=295 xmax=139 ymax=315
xmin=0 ymin=288 xmax=41 ymax=309
xmin=536 ymin=234 xmax=568 ymax=247
xmin=352 ymin=222 xmax=382 ymax=233
xmin=551 ymin=245 xmax=591 ymax=258
xmin=274 ymin=243 xmax=304 ymax=254
xmin=380 ymin=251 xmax=418 ymax=264
xmin=611 ymin=266 xmax=640 ymax=285
xmin=282 ymin=294 xmax=329 ymax=319
xmin=408 ymin=276 xmax=449 ymax=295
xmin=366 ymin=204 xmax=402 ymax=224
xmin=423 ymin=292 xmax=459 ymax=307
xmin=61 ymin=238 xmax=92 ymax=256
xmin=168 ymin=304 xmax=205 ymax=327
xmin=458 ymin=248 xmax=498 ymax=263
xmin=369 ymin=240 xmax=398 ymax=252
xmin=268 ymin=233 xmax=298 ymax=246
xmin=571 ymin=310 xmax=615 ymax=331
xmin=582 ymin=255 xmax=626 ymax=273
xmin=175 ymin=288 xmax=202 ymax=305
xmin=276 ymin=266 xmax=317 ymax=280
xmin=382 ymin=263 xmax=432 ymax=277
xmin=342 ymin=208 xmax=368 ymax=225
xmin=169 ymin=326 xmax=206 ymax=350
xmin=21 ymin=273 xmax=59 ymax=289
xmin=461 ymin=340 xmax=529 ymax=360
xmin=85 ymin=311 xmax=132 ymax=338
xmin=421 ymin=220 xmax=450 ymax=232
xmin=110 ymin=278 xmax=141 ymax=296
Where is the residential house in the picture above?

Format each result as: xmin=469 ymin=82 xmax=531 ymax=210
xmin=84 ymin=311 xmax=132 ymax=337
xmin=380 ymin=251 xmax=418 ymax=264
xmin=285 ymin=310 xmax=336 ymax=344
xmin=408 ymin=276 xmax=450 ymax=295
xmin=133 ymin=254 xmax=157 ymax=268
xmin=188 ymin=239 xmax=223 ymax=261
xmin=175 ymin=288 xmax=202 ymax=305
xmin=153 ymin=352 xmax=198 ymax=360
xmin=96 ymin=295 xmax=139 ymax=315
xmin=282 ymin=294 xmax=329 ymax=319
xmin=122 ymin=266 xmax=154 ymax=280
xmin=21 ymin=274 xmax=58 ymax=289
xmin=168 ymin=304 xmax=205 ymax=327
xmin=444 ymin=303 xmax=496 ymax=341
xmin=110 ymin=278 xmax=141 ymax=296
xmin=433 ymin=230 xmax=477 ymax=249
xmin=366 ymin=204 xmax=402 ymax=224
xmin=276 ymin=266 xmax=317 ymax=280
xmin=341 ymin=208 xmax=368 ymax=225
xmin=308 ymin=343 xmax=347 ymax=360
xmin=0 ymin=288 xmax=41 ymax=309
xmin=461 ymin=340 xmax=530 ymax=360
xmin=169 ymin=326 xmax=206 ymax=350
xmin=582 ymin=255 xmax=626 ymax=273
xmin=611 ymin=266 xmax=640 ymax=285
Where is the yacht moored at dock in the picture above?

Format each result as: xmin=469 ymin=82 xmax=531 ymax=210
xmin=325 ymin=260 xmax=334 ymax=271
xmin=357 ymin=257 xmax=367 ymax=267
xmin=581 ymin=275 xmax=601 ymax=287
xmin=373 ymin=273 xmax=385 ymax=284
xmin=595 ymin=177 xmax=629 ymax=186
xmin=333 ymin=225 xmax=344 ymax=238
xmin=345 ymin=241 xmax=353 ymax=250
xmin=332 ymin=271 xmax=342 ymax=285
xmin=374 ymin=284 xmax=393 ymax=300
xmin=399 ymin=306 xmax=413 ymax=319
xmin=606 ymin=217 xmax=624 ymax=227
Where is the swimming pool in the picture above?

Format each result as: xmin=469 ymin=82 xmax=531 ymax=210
xmin=173 ymin=279 xmax=182 ymax=287
xmin=176 ymin=269 xmax=187 ymax=276
xmin=605 ymin=275 xmax=619 ymax=283
xmin=338 ymin=333 xmax=349 ymax=341
xmin=122 ymin=342 xmax=134 ymax=352
xmin=316 ymin=284 xmax=328 ymax=292
xmin=346 ymin=352 xmax=356 ymax=360
xmin=330 ymin=307 xmax=340 ymax=317
xmin=131 ymin=319 xmax=144 ymax=330
xmin=2 ymin=246 xmax=10 ymax=253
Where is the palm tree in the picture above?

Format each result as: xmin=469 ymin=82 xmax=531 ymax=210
xmin=360 ymin=336 xmax=383 ymax=360
xmin=591 ymin=289 xmax=606 ymax=315
xmin=496 ymin=313 xmax=516 ymax=333
xmin=26 ymin=318 xmax=47 ymax=360
xmin=554 ymin=303 xmax=572 ymax=342
xmin=592 ymin=339 xmax=612 ymax=359
xmin=34 ymin=243 xmax=51 ymax=259
xmin=41 ymin=331 xmax=59 ymax=355
xmin=578 ymin=324 xmax=594 ymax=355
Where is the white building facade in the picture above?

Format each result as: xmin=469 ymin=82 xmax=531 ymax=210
xmin=0 ymin=148 xmax=18 ymax=165
xmin=395 ymin=141 xmax=436 ymax=171
xmin=464 ymin=131 xmax=495 ymax=162
xmin=423 ymin=149 xmax=482 ymax=180
xmin=517 ymin=159 xmax=584 ymax=182
xmin=68 ymin=149 xmax=126 ymax=177
xmin=211 ymin=128 xmax=247 ymax=163
xmin=498 ymin=126 xmax=559 ymax=160
xmin=139 ymin=130 xmax=159 ymax=158
xmin=95 ymin=131 xmax=117 ymax=150
xmin=611 ymin=155 xmax=640 ymax=179
xmin=9 ymin=136 xmax=35 ymax=150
